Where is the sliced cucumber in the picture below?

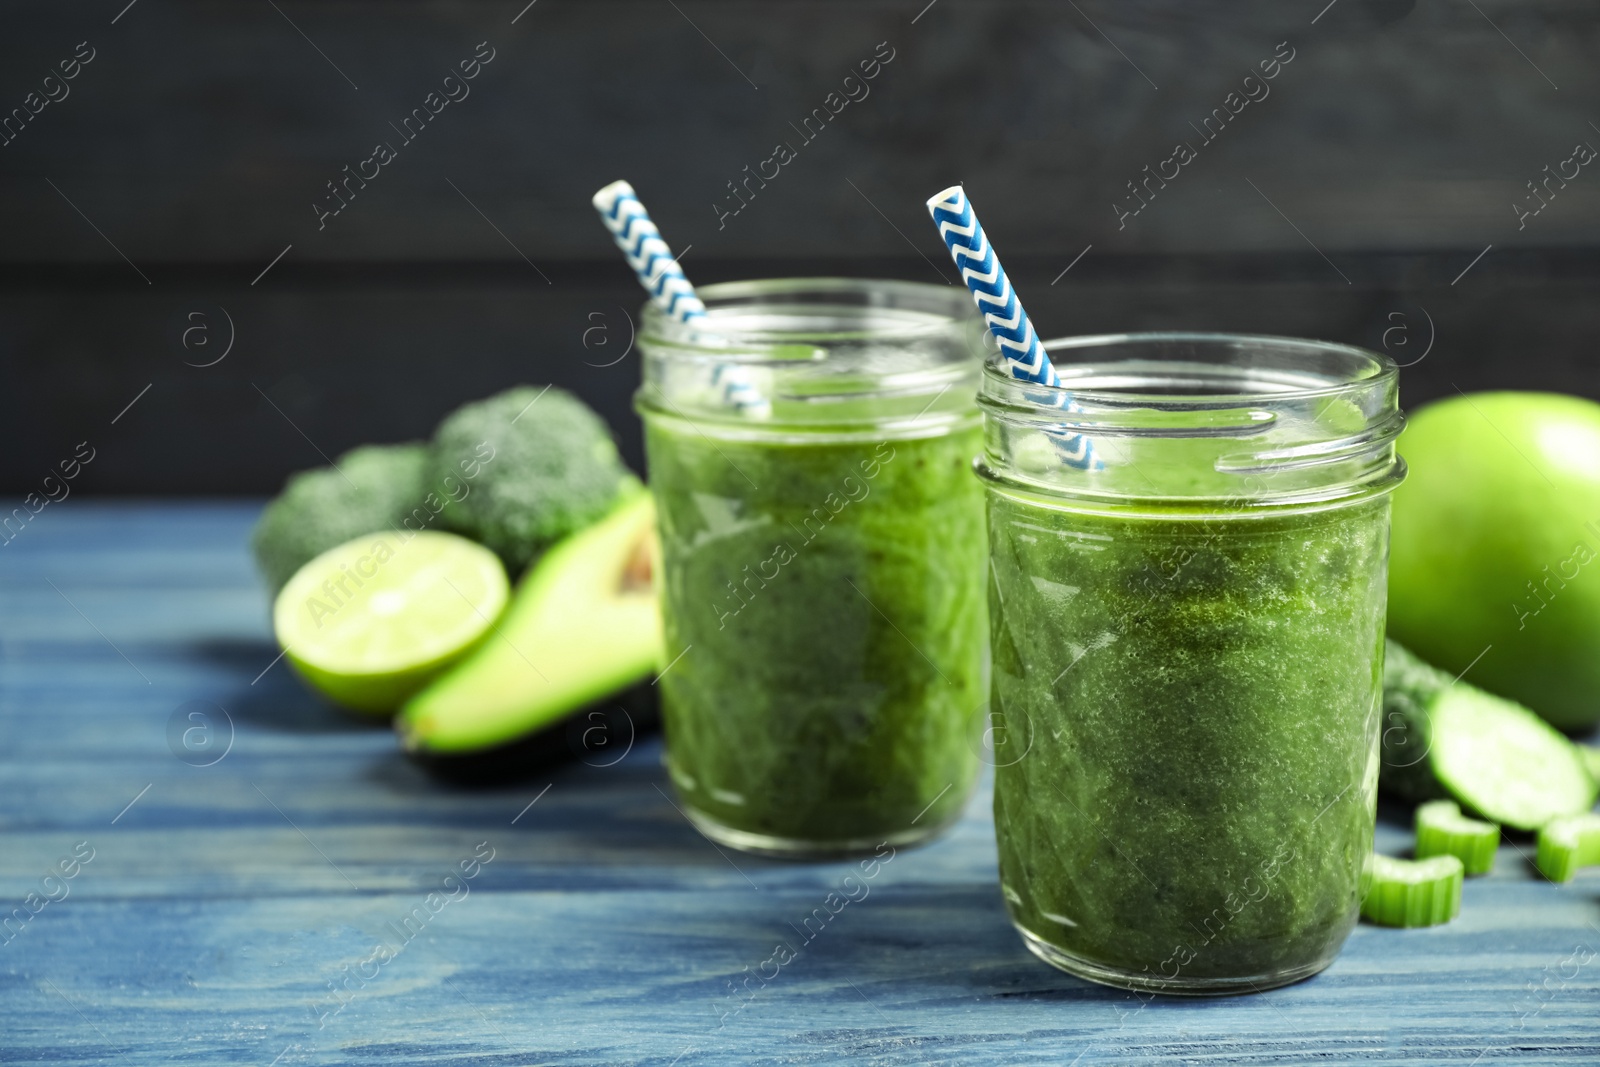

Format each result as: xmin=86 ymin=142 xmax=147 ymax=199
xmin=1381 ymin=641 xmax=1597 ymax=831
xmin=1580 ymin=745 xmax=1600 ymax=787
xmin=1431 ymin=688 xmax=1595 ymax=831
xmin=1414 ymin=799 xmax=1498 ymax=876
xmin=1380 ymin=640 xmax=1449 ymax=803
xmin=1535 ymin=813 xmax=1600 ymax=884
xmin=1360 ymin=853 xmax=1463 ymax=927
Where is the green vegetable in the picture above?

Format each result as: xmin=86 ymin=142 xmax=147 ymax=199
xmin=251 ymin=443 xmax=431 ymax=593
xmin=1535 ymin=813 xmax=1600 ymax=883
xmin=1360 ymin=853 xmax=1463 ymax=927
xmin=1414 ymin=800 xmax=1498 ymax=876
xmin=397 ymin=490 xmax=662 ymax=759
xmin=1389 ymin=391 xmax=1600 ymax=732
xmin=274 ymin=531 xmax=509 ymax=714
xmin=1379 ymin=640 xmax=1596 ymax=830
xmin=1581 ymin=745 xmax=1600 ymax=786
xmin=432 ymin=385 xmax=636 ymax=574
xmin=1379 ymin=639 xmax=1449 ymax=803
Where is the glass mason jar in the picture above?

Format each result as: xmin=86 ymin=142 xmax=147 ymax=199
xmin=636 ymin=278 xmax=990 ymax=858
xmin=978 ymin=333 xmax=1405 ymax=994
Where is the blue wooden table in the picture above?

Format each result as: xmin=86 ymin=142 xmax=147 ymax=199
xmin=2 ymin=503 xmax=1597 ymax=1065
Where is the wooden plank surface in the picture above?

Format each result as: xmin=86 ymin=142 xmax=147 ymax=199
xmin=1 ymin=502 xmax=1598 ymax=1065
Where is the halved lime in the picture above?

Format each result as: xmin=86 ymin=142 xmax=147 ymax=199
xmin=273 ymin=530 xmax=509 ymax=714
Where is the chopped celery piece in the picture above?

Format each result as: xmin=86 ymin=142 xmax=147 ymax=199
xmin=1535 ymin=813 xmax=1600 ymax=884
xmin=1360 ymin=853 xmax=1463 ymax=927
xmin=1415 ymin=799 xmax=1499 ymax=876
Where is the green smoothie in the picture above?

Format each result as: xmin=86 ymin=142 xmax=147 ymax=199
xmin=985 ymin=486 xmax=1387 ymax=990
xmin=645 ymin=418 xmax=987 ymax=853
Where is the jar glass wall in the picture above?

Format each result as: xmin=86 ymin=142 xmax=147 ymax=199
xmin=636 ymin=278 xmax=989 ymax=858
xmin=978 ymin=333 xmax=1405 ymax=994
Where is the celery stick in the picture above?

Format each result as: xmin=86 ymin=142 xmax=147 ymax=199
xmin=1360 ymin=853 xmax=1463 ymax=927
xmin=1415 ymin=799 xmax=1499 ymax=876
xmin=1535 ymin=813 xmax=1600 ymax=883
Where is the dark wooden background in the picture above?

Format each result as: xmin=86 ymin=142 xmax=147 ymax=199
xmin=2 ymin=0 xmax=1598 ymax=493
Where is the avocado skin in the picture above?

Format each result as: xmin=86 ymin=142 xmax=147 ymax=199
xmin=406 ymin=680 xmax=658 ymax=787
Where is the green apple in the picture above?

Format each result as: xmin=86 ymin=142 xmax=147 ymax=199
xmin=1389 ymin=392 xmax=1600 ymax=732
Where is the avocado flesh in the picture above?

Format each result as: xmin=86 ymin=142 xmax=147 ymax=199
xmin=397 ymin=491 xmax=663 ymax=754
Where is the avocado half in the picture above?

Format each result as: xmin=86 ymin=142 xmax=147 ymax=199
xmin=396 ymin=490 xmax=664 ymax=776
xmin=405 ymin=680 xmax=660 ymax=787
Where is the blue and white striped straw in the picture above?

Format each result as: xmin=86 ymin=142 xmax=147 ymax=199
xmin=592 ymin=180 xmax=768 ymax=417
xmin=593 ymin=180 xmax=707 ymax=324
xmin=926 ymin=186 xmax=1098 ymax=470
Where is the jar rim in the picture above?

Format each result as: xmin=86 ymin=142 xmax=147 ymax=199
xmin=998 ymin=331 xmax=1398 ymax=407
xmin=640 ymin=276 xmax=979 ymax=354
xmin=978 ymin=331 xmax=1405 ymax=506
xmin=636 ymin=276 xmax=984 ymax=439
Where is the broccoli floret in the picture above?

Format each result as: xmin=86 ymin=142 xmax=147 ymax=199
xmin=251 ymin=443 xmax=431 ymax=593
xmin=430 ymin=385 xmax=634 ymax=575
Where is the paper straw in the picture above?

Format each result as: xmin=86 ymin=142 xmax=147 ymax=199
xmin=592 ymin=180 xmax=706 ymax=324
xmin=592 ymin=180 xmax=768 ymax=417
xmin=926 ymin=186 xmax=1098 ymax=470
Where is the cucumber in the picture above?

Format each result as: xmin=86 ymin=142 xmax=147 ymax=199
xmin=1414 ymin=799 xmax=1498 ymax=876
xmin=1360 ymin=853 xmax=1463 ymax=927
xmin=1581 ymin=745 xmax=1600 ymax=787
xmin=1535 ymin=813 xmax=1600 ymax=883
xmin=1379 ymin=640 xmax=1449 ymax=803
xmin=1380 ymin=641 xmax=1597 ymax=830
